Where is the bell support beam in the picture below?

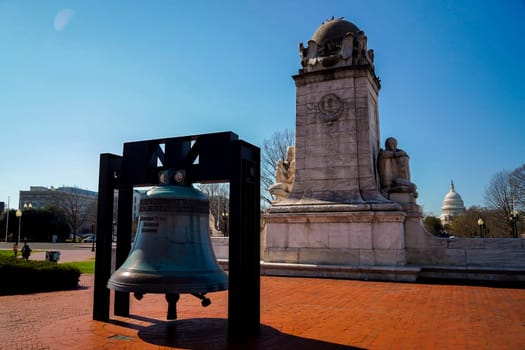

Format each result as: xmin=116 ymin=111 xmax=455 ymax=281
xmin=114 ymin=185 xmax=133 ymax=316
xmin=93 ymin=153 xmax=122 ymax=321
xmin=228 ymin=140 xmax=261 ymax=338
xmin=93 ymin=131 xmax=261 ymax=340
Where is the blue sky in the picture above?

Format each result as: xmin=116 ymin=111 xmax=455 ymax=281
xmin=1 ymin=0 xmax=524 ymax=216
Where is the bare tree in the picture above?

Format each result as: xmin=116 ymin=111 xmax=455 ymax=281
xmin=57 ymin=189 xmax=97 ymax=242
xmin=195 ymin=183 xmax=229 ymax=233
xmin=261 ymin=129 xmax=295 ymax=207
xmin=510 ymin=164 xmax=525 ymax=211
xmin=484 ymin=170 xmax=516 ymax=236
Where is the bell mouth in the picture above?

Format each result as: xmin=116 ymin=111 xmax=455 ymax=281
xmin=107 ymin=268 xmax=228 ymax=295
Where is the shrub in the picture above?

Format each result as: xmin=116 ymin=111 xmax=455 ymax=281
xmin=0 ymin=255 xmax=81 ymax=295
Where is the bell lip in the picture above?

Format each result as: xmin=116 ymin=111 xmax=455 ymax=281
xmin=107 ymin=280 xmax=228 ymax=294
xmin=107 ymin=269 xmax=228 ymax=294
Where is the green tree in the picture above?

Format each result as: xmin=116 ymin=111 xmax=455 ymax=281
xmin=448 ymin=206 xmax=509 ymax=238
xmin=0 ymin=207 xmax=69 ymax=242
xmin=0 ymin=210 xmax=19 ymax=241
xmin=423 ymin=215 xmax=443 ymax=236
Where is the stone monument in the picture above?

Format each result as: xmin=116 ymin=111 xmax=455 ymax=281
xmin=261 ymin=17 xmax=525 ymax=282
xmin=263 ymin=17 xmax=412 ymax=269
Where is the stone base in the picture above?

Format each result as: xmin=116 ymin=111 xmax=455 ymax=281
xmin=260 ymin=262 xmax=420 ymax=282
xmin=263 ymin=210 xmax=407 ymax=267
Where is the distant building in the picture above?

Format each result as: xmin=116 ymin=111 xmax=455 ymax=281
xmin=112 ymin=189 xmax=147 ymax=222
xmin=19 ymin=186 xmax=99 ymax=236
xmin=0 ymin=201 xmax=4 ymax=213
xmin=439 ymin=180 xmax=466 ymax=226
xmin=19 ymin=186 xmax=146 ymax=237
xmin=19 ymin=186 xmax=97 ymax=210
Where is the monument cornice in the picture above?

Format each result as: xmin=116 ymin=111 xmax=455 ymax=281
xmin=264 ymin=210 xmax=407 ymax=224
xmin=293 ymin=64 xmax=380 ymax=90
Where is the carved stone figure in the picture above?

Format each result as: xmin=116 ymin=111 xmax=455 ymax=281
xmin=355 ymin=30 xmax=367 ymax=64
xmin=367 ymin=49 xmax=374 ymax=63
xmin=209 ymin=211 xmax=223 ymax=237
xmin=299 ymin=40 xmax=319 ymax=67
xmin=299 ymin=42 xmax=307 ymax=66
xmin=269 ymin=146 xmax=296 ymax=202
xmin=341 ymin=32 xmax=354 ymax=61
xmin=378 ymin=137 xmax=418 ymax=198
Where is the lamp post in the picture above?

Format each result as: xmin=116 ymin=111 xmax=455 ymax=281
xmin=15 ymin=210 xmax=22 ymax=244
xmin=91 ymin=223 xmax=96 ymax=252
xmin=510 ymin=209 xmax=519 ymax=238
xmin=477 ymin=217 xmax=484 ymax=238
xmin=22 ymin=202 xmax=32 ymax=242
xmin=4 ymin=196 xmax=9 ymax=242
xmin=221 ymin=211 xmax=229 ymax=237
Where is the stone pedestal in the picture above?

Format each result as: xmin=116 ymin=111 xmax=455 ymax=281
xmin=263 ymin=210 xmax=407 ymax=266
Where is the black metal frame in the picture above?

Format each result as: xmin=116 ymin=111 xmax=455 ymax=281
xmin=92 ymin=131 xmax=260 ymax=338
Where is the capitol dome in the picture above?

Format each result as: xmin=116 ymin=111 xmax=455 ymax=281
xmin=440 ymin=180 xmax=466 ymax=225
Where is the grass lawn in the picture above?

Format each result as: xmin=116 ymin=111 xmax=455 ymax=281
xmin=63 ymin=259 xmax=95 ymax=274
xmin=0 ymin=249 xmax=95 ymax=274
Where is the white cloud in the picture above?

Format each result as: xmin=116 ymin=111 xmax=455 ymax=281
xmin=54 ymin=9 xmax=75 ymax=32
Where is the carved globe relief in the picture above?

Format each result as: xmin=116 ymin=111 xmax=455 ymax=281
xmin=311 ymin=18 xmax=360 ymax=57
xmin=318 ymin=93 xmax=344 ymax=122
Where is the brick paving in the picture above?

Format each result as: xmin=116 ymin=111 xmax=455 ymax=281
xmin=1 ymin=249 xmax=525 ymax=349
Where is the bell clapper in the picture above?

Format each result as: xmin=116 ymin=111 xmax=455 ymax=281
xmin=165 ymin=293 xmax=180 ymax=320
xmin=133 ymin=292 xmax=144 ymax=300
xmin=191 ymin=292 xmax=212 ymax=307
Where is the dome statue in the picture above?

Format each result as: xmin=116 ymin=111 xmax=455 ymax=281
xmin=298 ymin=17 xmax=374 ymax=72
xmin=311 ymin=17 xmax=360 ymax=57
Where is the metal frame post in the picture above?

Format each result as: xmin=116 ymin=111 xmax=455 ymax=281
xmin=114 ymin=185 xmax=133 ymax=316
xmin=93 ymin=153 xmax=121 ymax=321
xmin=228 ymin=140 xmax=261 ymax=338
xmin=92 ymin=132 xmax=260 ymax=339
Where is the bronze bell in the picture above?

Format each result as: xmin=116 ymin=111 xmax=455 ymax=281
xmin=107 ymin=170 xmax=227 ymax=319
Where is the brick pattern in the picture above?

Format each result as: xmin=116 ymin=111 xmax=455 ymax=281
xmin=1 ymin=274 xmax=525 ymax=349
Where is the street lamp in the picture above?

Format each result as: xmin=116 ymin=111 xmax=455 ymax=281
xmin=22 ymin=202 xmax=32 ymax=242
xmin=91 ymin=223 xmax=96 ymax=252
xmin=15 ymin=210 xmax=22 ymax=244
xmin=510 ymin=209 xmax=519 ymax=238
xmin=477 ymin=217 xmax=484 ymax=238
xmin=221 ymin=211 xmax=229 ymax=237
xmin=4 ymin=196 xmax=9 ymax=242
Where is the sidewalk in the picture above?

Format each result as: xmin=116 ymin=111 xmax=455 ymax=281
xmin=1 ymin=249 xmax=525 ymax=349
xmin=30 ymin=249 xmax=96 ymax=263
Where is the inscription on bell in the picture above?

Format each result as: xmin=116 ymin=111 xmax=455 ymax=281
xmin=141 ymin=217 xmax=159 ymax=233
xmin=140 ymin=198 xmax=208 ymax=214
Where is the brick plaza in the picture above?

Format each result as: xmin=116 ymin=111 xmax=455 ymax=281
xmin=1 ymin=254 xmax=525 ymax=349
